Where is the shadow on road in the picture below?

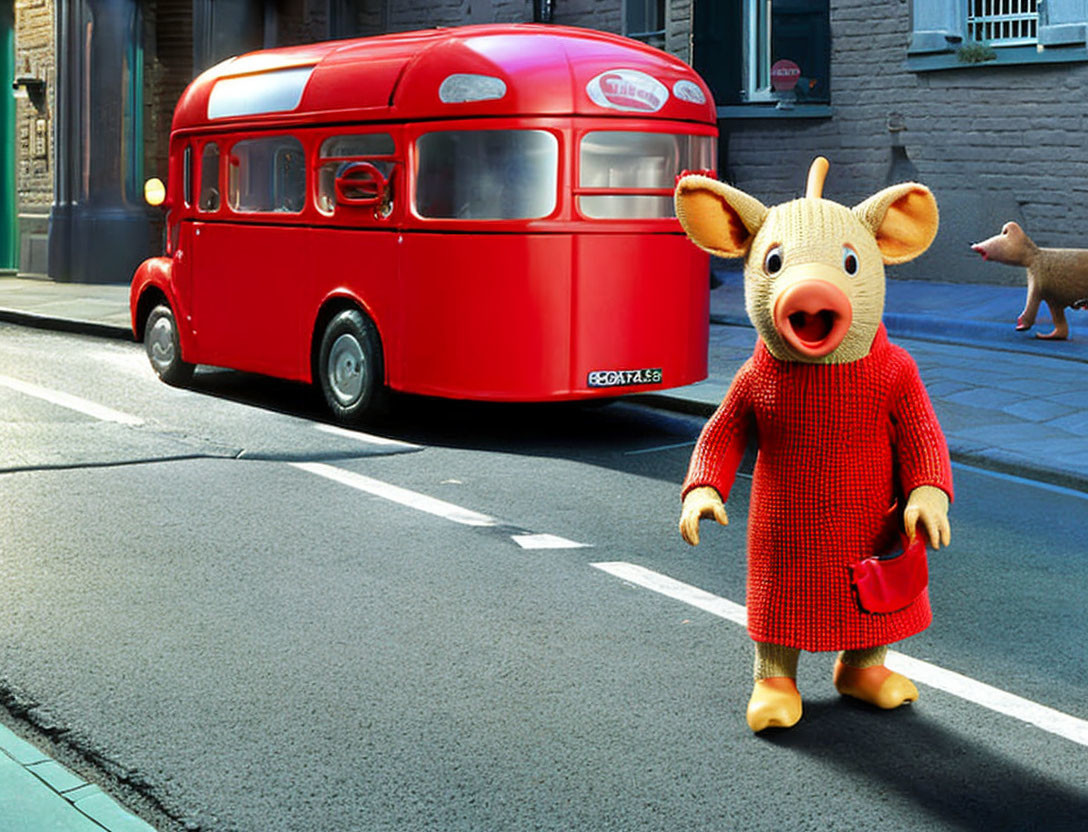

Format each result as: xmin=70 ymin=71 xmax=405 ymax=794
xmin=184 ymin=366 xmax=708 ymax=479
xmin=764 ymin=697 xmax=1088 ymax=831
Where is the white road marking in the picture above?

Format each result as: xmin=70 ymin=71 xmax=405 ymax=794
xmin=292 ymin=462 xmax=498 ymax=526
xmin=592 ymin=561 xmax=747 ymax=626
xmin=0 ymin=374 xmax=144 ymax=426
xmin=292 ymin=462 xmax=591 ymax=548
xmin=313 ymin=423 xmax=422 ymax=449
xmin=512 ymin=533 xmax=590 ymax=550
xmin=884 ymin=652 xmax=1088 ymax=746
xmin=591 ymin=560 xmax=1088 ymax=748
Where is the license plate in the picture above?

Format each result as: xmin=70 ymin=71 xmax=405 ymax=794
xmin=587 ymin=368 xmax=663 ymax=388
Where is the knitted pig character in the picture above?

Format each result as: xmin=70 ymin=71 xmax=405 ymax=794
xmin=675 ymin=158 xmax=953 ymax=732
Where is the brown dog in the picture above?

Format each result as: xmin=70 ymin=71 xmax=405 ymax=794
xmin=971 ymin=221 xmax=1088 ymax=340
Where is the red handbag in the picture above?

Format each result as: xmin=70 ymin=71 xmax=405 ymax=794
xmin=850 ymin=532 xmax=929 ymax=614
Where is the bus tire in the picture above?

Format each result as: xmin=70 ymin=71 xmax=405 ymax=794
xmin=317 ymin=308 xmax=386 ymax=424
xmin=144 ymin=303 xmax=194 ymax=387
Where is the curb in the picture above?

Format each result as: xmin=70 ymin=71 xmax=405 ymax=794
xmin=0 ymin=308 xmax=134 ymax=342
xmin=0 ymin=724 xmax=155 ymax=832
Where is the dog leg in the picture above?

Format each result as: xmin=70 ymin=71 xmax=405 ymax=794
xmin=1036 ymin=301 xmax=1069 ymax=340
xmin=1016 ymin=276 xmax=1041 ymax=332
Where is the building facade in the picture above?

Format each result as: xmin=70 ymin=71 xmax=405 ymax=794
xmin=3 ymin=0 xmax=694 ymax=281
xmin=692 ymin=0 xmax=1088 ymax=284
xmin=4 ymin=1 xmax=1088 ymax=284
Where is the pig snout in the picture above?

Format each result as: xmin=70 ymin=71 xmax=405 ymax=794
xmin=772 ymin=277 xmax=853 ymax=359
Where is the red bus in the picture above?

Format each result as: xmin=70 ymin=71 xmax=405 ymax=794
xmin=131 ymin=24 xmax=717 ymax=424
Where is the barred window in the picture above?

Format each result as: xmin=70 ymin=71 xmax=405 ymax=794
xmin=910 ymin=0 xmax=1087 ymax=57
xmin=967 ymin=0 xmax=1038 ymax=46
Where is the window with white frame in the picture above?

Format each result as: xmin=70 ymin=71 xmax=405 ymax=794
xmin=967 ymin=0 xmax=1039 ymax=46
xmin=910 ymin=0 xmax=1087 ymax=57
xmin=692 ymin=0 xmax=830 ymax=109
xmin=741 ymin=0 xmax=830 ymax=104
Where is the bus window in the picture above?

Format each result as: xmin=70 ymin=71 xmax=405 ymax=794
xmin=578 ymin=132 xmax=716 ymax=219
xmin=316 ymin=133 xmax=396 ymax=215
xmin=415 ymin=130 xmax=558 ymax=220
xmin=228 ymin=136 xmax=306 ymax=214
xmin=183 ymin=145 xmax=193 ymax=207
xmin=208 ymin=66 xmax=314 ymax=120
xmin=199 ymin=142 xmax=220 ymax=212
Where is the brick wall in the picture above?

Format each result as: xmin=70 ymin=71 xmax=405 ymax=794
xmin=13 ymin=0 xmax=52 ymax=273
xmin=143 ymin=0 xmax=193 ymax=184
xmin=380 ymin=0 xmax=619 ymax=32
xmin=278 ymin=0 xmax=333 ymax=44
xmin=13 ymin=0 xmax=52 ymax=213
xmin=668 ymin=0 xmax=693 ymax=63
xmin=716 ymin=0 xmax=1088 ymax=284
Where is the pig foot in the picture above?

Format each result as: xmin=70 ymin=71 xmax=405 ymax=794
xmin=746 ymin=677 xmax=803 ymax=732
xmin=833 ymin=659 xmax=918 ymax=709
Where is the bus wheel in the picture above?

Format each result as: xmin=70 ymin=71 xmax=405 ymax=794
xmin=144 ymin=303 xmax=194 ymax=386
xmin=317 ymin=309 xmax=385 ymax=424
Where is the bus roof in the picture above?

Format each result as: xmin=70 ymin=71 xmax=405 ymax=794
xmin=171 ymin=24 xmax=717 ymax=132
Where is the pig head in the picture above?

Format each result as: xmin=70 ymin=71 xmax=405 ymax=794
xmin=675 ymin=157 xmax=939 ymax=364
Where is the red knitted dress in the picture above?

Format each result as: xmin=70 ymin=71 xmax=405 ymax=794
xmin=683 ymin=325 xmax=953 ymax=652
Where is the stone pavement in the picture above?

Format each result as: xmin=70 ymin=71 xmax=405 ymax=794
xmin=0 ymin=268 xmax=1086 ymax=830
xmin=0 ymin=723 xmax=154 ymax=831
xmin=645 ymin=268 xmax=1088 ymax=493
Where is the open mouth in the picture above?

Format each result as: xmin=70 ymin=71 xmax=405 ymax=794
xmin=788 ymin=309 xmax=837 ymax=345
xmin=773 ymin=279 xmax=853 ymax=359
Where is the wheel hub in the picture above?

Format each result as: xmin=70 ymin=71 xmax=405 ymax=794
xmin=148 ymin=316 xmax=176 ymax=370
xmin=328 ymin=333 xmax=366 ymax=405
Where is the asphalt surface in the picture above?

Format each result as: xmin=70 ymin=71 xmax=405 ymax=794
xmin=1 ymin=273 xmax=1087 ymax=831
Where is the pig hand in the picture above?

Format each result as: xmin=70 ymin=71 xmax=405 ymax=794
xmin=903 ymin=485 xmax=951 ymax=550
xmin=679 ymin=486 xmax=728 ymax=546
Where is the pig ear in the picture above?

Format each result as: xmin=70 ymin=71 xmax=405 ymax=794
xmin=852 ymin=183 xmax=939 ymax=265
xmin=675 ymin=175 xmax=768 ymax=259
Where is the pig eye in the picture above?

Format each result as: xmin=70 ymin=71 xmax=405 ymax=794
xmin=842 ymin=246 xmax=859 ymax=276
xmin=764 ymin=245 xmax=784 ymax=275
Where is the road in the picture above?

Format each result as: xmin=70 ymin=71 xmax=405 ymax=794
xmin=1 ymin=322 xmax=1086 ymax=832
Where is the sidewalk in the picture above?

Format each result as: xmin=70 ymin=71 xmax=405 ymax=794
xmin=0 ymin=723 xmax=155 ymax=832
xmin=1 ymin=269 xmax=1087 ymax=493
xmin=647 ymin=268 xmax=1088 ymax=492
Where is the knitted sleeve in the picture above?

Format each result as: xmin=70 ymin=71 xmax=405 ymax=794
xmin=891 ymin=350 xmax=954 ymax=502
xmin=681 ymin=359 xmax=755 ymax=502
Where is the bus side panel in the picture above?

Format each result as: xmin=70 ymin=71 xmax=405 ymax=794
xmin=395 ymin=233 xmax=573 ymax=400
xmin=189 ymin=222 xmax=311 ymax=381
xmin=572 ymin=234 xmax=709 ymax=394
xmin=306 ymin=228 xmax=400 ymax=384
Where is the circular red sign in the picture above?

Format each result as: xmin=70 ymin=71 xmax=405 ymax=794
xmin=770 ymin=59 xmax=801 ymax=92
